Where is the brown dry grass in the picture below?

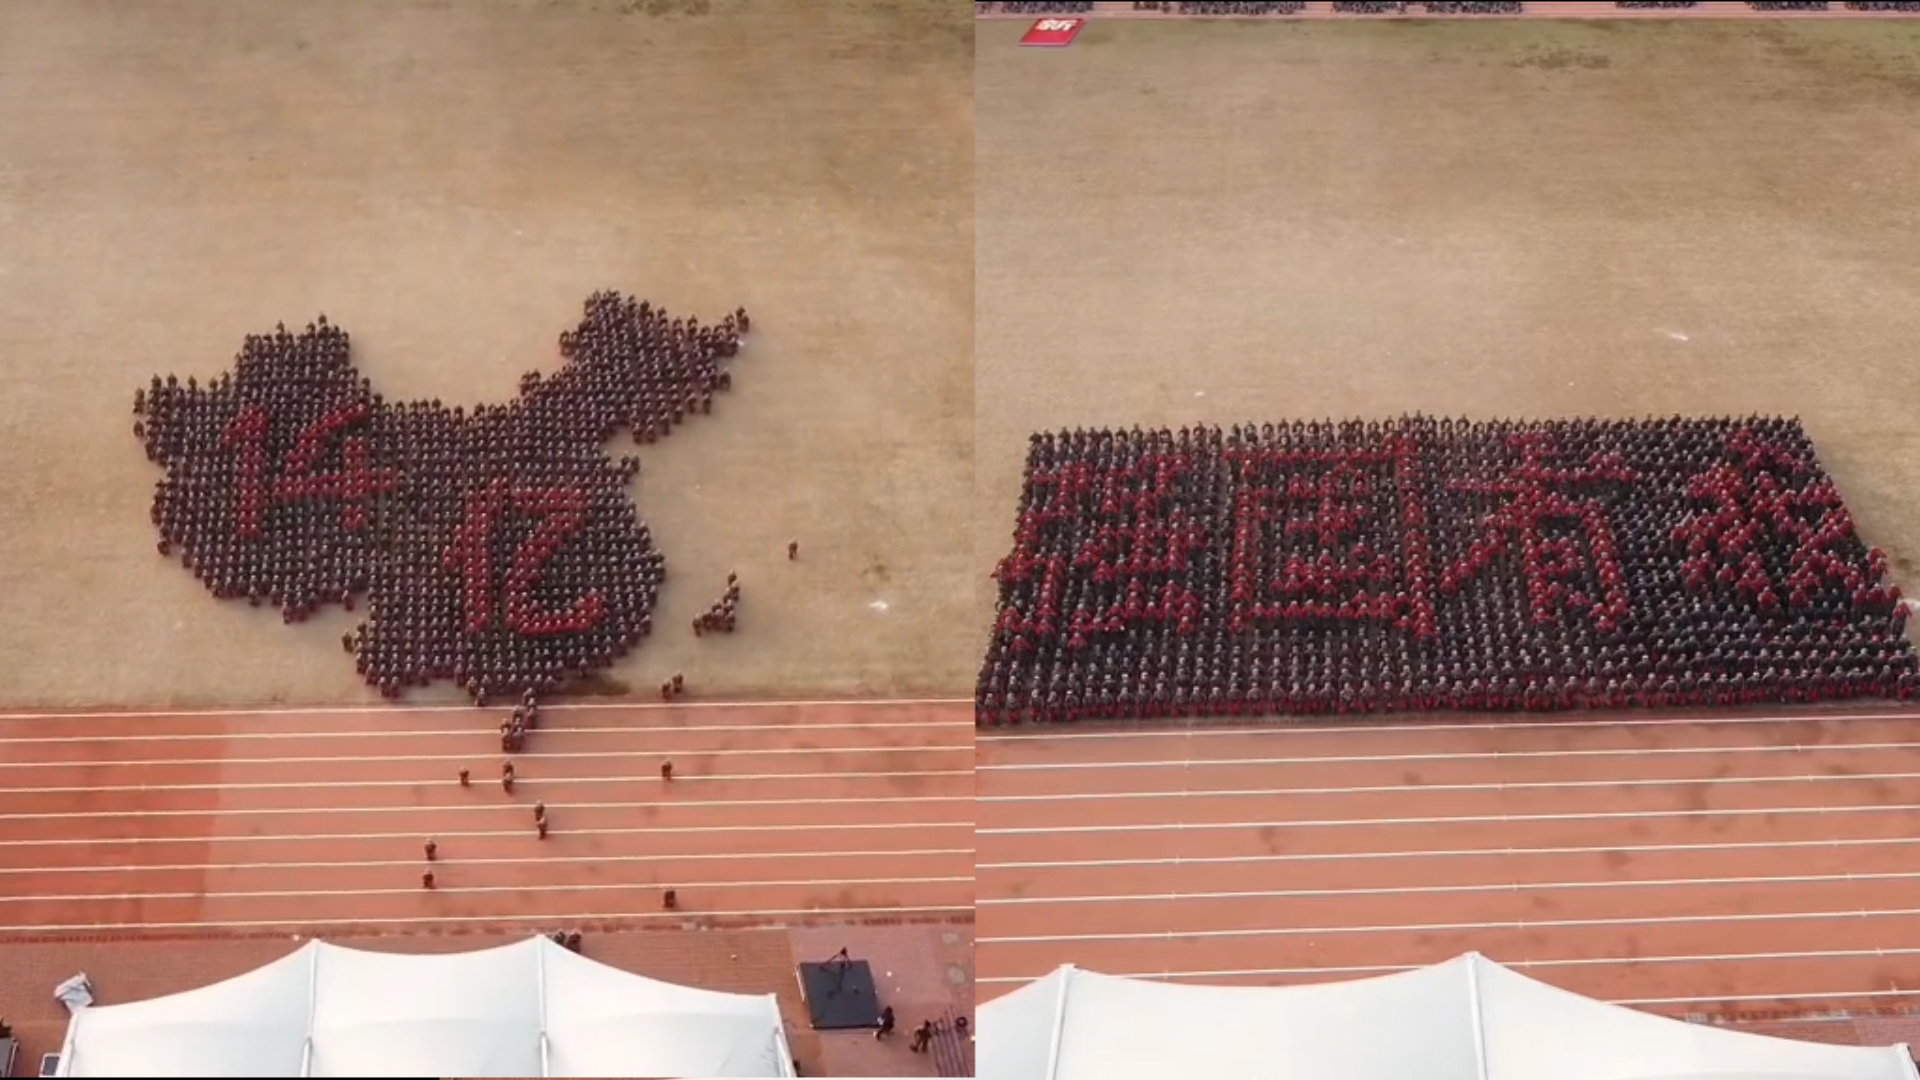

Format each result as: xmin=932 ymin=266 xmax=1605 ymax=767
xmin=0 ymin=0 xmax=975 ymax=708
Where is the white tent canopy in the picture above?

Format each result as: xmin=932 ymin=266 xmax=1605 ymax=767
xmin=55 ymin=935 xmax=794 ymax=1078
xmin=980 ymin=953 xmax=1920 ymax=1080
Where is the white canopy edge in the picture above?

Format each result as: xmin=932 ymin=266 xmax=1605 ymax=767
xmin=982 ymin=953 xmax=1920 ymax=1080
xmin=52 ymin=930 xmax=791 ymax=1068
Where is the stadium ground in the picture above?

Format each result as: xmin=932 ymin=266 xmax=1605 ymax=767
xmin=0 ymin=2 xmax=974 ymax=1075
xmin=980 ymin=705 xmax=1920 ymax=1013
xmin=973 ymin=0 xmax=1920 ymax=1047
xmin=975 ymin=13 xmax=1920 ymax=628
xmin=0 ymin=0 xmax=976 ymax=710
xmin=0 ymin=697 xmax=975 ymax=1077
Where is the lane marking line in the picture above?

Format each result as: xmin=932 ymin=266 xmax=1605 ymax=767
xmin=976 ymin=946 xmax=1920 ymax=985
xmin=978 ymin=835 xmax=1920 ymax=871
xmin=0 ymin=794 xmax=971 ymax=821
xmin=979 ymin=741 xmax=1920 ymax=772
xmin=0 ymin=697 xmax=974 ymax=722
xmin=1 ymin=875 xmax=976 ymax=905
xmin=0 ymin=820 xmax=973 ymax=845
xmin=977 ymin=709 xmax=1920 ymax=743
xmin=8 ymin=768 xmax=974 ymax=794
xmin=0 ymin=745 xmax=968 ymax=770
xmin=978 ymin=801 xmax=1920 ymax=836
xmin=0 ymin=847 xmax=976 ymax=875
xmin=979 ymin=771 xmax=1920 ymax=802
xmin=977 ymin=869 xmax=1920 ymax=907
xmin=978 ymin=906 xmax=1920 ymax=945
xmin=0 ymin=904 xmax=976 ymax=934
xmin=0 ymin=719 xmax=971 ymax=744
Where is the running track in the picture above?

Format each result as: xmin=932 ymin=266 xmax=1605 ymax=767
xmin=978 ymin=707 xmax=1920 ymax=1016
xmin=0 ymin=698 xmax=973 ymax=937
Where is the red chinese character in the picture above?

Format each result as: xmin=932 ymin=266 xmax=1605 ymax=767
xmin=1227 ymin=430 xmax=1435 ymax=637
xmin=994 ymin=446 xmax=1203 ymax=646
xmin=1673 ymin=427 xmax=1889 ymax=611
xmin=1442 ymin=433 xmax=1636 ymax=631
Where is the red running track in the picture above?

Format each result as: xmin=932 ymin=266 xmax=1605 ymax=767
xmin=978 ymin=706 xmax=1920 ymax=1018
xmin=0 ymin=698 xmax=973 ymax=937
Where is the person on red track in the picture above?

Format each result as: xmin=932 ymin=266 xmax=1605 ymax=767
xmin=424 ymin=838 xmax=437 ymax=861
xmin=422 ymin=870 xmax=436 ymax=890
xmin=502 ymin=760 xmax=516 ymax=793
xmin=788 ymin=539 xmax=799 ymax=560
xmin=660 ymin=760 xmax=674 ymax=782
xmin=458 ymin=768 xmax=470 ymax=787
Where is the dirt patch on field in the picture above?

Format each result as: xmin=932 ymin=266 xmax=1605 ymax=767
xmin=0 ymin=0 xmax=973 ymax=708
xmin=975 ymin=18 xmax=1920 ymax=638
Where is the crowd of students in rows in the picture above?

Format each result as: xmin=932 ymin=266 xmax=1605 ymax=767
xmin=977 ymin=417 xmax=1919 ymax=725
xmin=137 ymin=292 xmax=749 ymax=704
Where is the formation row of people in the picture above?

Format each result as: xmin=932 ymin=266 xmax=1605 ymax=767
xmin=1135 ymin=2 xmax=1308 ymax=14
xmin=988 ymin=1 xmax=1095 ymax=12
xmin=695 ymin=573 xmax=744 ymax=635
xmin=1420 ymin=1 xmax=1523 ymax=12
xmin=977 ymin=416 xmax=1918 ymax=724
xmin=138 ymin=291 xmax=750 ymax=703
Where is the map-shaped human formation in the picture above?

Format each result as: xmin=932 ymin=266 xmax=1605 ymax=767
xmin=979 ymin=416 xmax=1920 ymax=724
xmin=135 ymin=291 xmax=749 ymax=702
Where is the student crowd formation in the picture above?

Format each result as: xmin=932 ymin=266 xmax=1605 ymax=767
xmin=1133 ymin=2 xmax=1309 ymax=13
xmin=977 ymin=416 xmax=1920 ymax=725
xmin=981 ymin=1 xmax=1095 ymax=13
xmin=1326 ymin=1 xmax=1523 ymax=12
xmin=136 ymin=291 xmax=750 ymax=704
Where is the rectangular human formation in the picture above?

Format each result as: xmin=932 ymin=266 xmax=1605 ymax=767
xmin=977 ymin=416 xmax=1918 ymax=724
